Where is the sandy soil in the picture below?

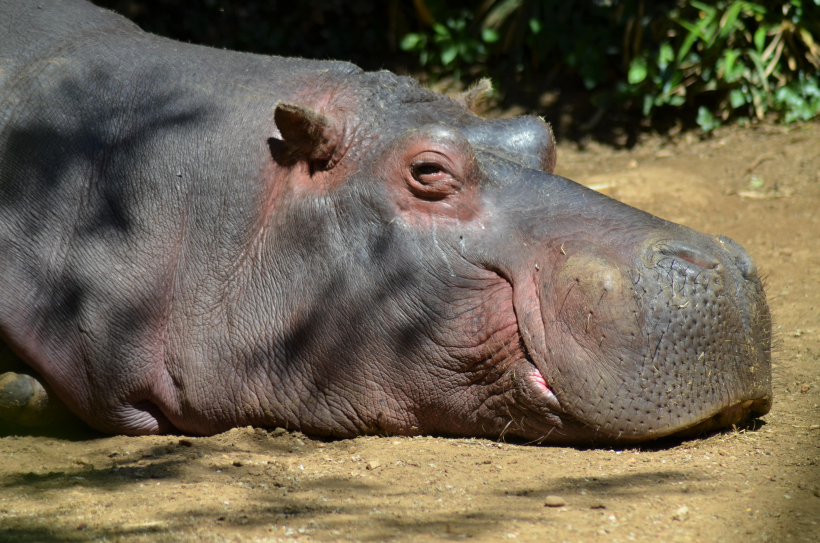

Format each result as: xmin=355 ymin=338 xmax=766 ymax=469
xmin=1 ymin=122 xmax=818 ymax=543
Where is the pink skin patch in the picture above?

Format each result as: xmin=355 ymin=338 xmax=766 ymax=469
xmin=528 ymin=367 xmax=560 ymax=411
xmin=530 ymin=368 xmax=552 ymax=394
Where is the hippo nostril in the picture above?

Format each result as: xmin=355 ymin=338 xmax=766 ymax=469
xmin=657 ymin=241 xmax=720 ymax=270
xmin=718 ymin=235 xmax=758 ymax=280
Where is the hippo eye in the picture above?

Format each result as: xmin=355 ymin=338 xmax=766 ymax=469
xmin=408 ymin=154 xmax=461 ymax=201
xmin=413 ymin=163 xmax=446 ymax=179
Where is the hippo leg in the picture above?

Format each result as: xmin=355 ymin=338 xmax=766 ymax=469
xmin=0 ymin=345 xmax=70 ymax=427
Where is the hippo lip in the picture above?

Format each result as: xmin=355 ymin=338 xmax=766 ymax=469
xmin=519 ymin=361 xmax=563 ymax=414
xmin=525 ymin=365 xmax=557 ymax=402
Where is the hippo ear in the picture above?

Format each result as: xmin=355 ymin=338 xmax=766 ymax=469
xmin=273 ymin=102 xmax=339 ymax=167
xmin=455 ymin=78 xmax=493 ymax=113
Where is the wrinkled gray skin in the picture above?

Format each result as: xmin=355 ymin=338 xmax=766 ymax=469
xmin=0 ymin=0 xmax=771 ymax=443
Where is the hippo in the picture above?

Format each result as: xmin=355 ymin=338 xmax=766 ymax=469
xmin=0 ymin=0 xmax=771 ymax=443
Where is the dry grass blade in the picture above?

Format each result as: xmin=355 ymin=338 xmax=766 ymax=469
xmin=798 ymin=28 xmax=820 ymax=69
xmin=764 ymin=38 xmax=785 ymax=79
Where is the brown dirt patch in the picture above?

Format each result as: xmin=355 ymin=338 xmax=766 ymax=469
xmin=1 ymin=122 xmax=819 ymax=543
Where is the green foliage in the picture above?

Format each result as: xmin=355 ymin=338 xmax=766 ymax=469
xmin=400 ymin=0 xmax=820 ymax=127
xmin=696 ymin=106 xmax=721 ymax=131
xmin=401 ymin=11 xmax=499 ymax=80
xmin=629 ymin=0 xmax=820 ymax=129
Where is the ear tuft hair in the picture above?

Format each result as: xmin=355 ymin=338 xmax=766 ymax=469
xmin=455 ymin=78 xmax=493 ymax=113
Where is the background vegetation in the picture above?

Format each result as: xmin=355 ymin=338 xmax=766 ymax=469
xmin=93 ymin=0 xmax=820 ymax=140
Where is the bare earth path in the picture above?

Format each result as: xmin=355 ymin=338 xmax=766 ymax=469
xmin=1 ymin=122 xmax=818 ymax=543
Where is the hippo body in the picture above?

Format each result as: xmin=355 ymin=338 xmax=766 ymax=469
xmin=0 ymin=0 xmax=771 ymax=442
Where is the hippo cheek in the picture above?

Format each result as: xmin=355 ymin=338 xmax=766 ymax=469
xmin=536 ymin=249 xmax=646 ymax=434
xmin=552 ymin=250 xmax=645 ymax=355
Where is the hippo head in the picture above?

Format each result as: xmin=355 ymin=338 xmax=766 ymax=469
xmin=259 ymin=70 xmax=771 ymax=444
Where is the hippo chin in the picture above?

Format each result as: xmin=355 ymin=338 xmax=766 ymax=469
xmin=0 ymin=0 xmax=771 ymax=443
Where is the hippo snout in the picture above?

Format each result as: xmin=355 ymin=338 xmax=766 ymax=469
xmin=534 ymin=231 xmax=772 ymax=442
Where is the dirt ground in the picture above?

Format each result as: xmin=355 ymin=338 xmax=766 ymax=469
xmin=1 ymin=121 xmax=819 ymax=543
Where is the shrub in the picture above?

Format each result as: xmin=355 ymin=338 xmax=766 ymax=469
xmin=400 ymin=0 xmax=820 ymax=130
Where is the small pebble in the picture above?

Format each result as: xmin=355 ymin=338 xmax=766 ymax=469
xmin=590 ymin=501 xmax=606 ymax=509
xmin=544 ymin=495 xmax=566 ymax=507
xmin=272 ymin=427 xmax=287 ymax=437
xmin=178 ymin=439 xmax=194 ymax=447
xmin=797 ymin=482 xmax=807 ymax=490
xmin=366 ymin=460 xmax=381 ymax=470
xmin=672 ymin=505 xmax=689 ymax=521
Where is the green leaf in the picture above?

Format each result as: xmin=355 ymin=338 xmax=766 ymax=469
xmin=721 ymin=49 xmax=743 ymax=82
xmin=628 ymin=57 xmax=648 ymax=84
xmin=677 ymin=26 xmax=701 ymax=63
xmin=441 ymin=44 xmax=458 ymax=66
xmin=754 ymin=26 xmax=767 ymax=53
xmin=482 ymin=28 xmax=500 ymax=43
xmin=696 ymin=106 xmax=720 ymax=132
xmin=730 ymin=88 xmax=748 ymax=108
xmin=677 ymin=19 xmax=704 ymax=39
xmin=668 ymin=95 xmax=686 ymax=106
xmin=690 ymin=0 xmax=717 ymax=17
xmin=745 ymin=49 xmax=770 ymax=92
xmin=400 ymin=33 xmax=424 ymax=51
xmin=448 ymin=17 xmax=466 ymax=33
xmin=658 ymin=43 xmax=675 ymax=68
xmin=718 ymin=2 xmax=743 ymax=40
xmin=643 ymin=94 xmax=655 ymax=116
xmin=702 ymin=21 xmax=719 ymax=46
xmin=743 ymin=2 xmax=768 ymax=15
xmin=433 ymin=23 xmax=450 ymax=37
xmin=529 ymin=18 xmax=542 ymax=35
xmin=677 ymin=13 xmax=717 ymax=43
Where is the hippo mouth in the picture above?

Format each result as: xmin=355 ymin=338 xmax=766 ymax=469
xmin=521 ymin=363 xmax=560 ymax=411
